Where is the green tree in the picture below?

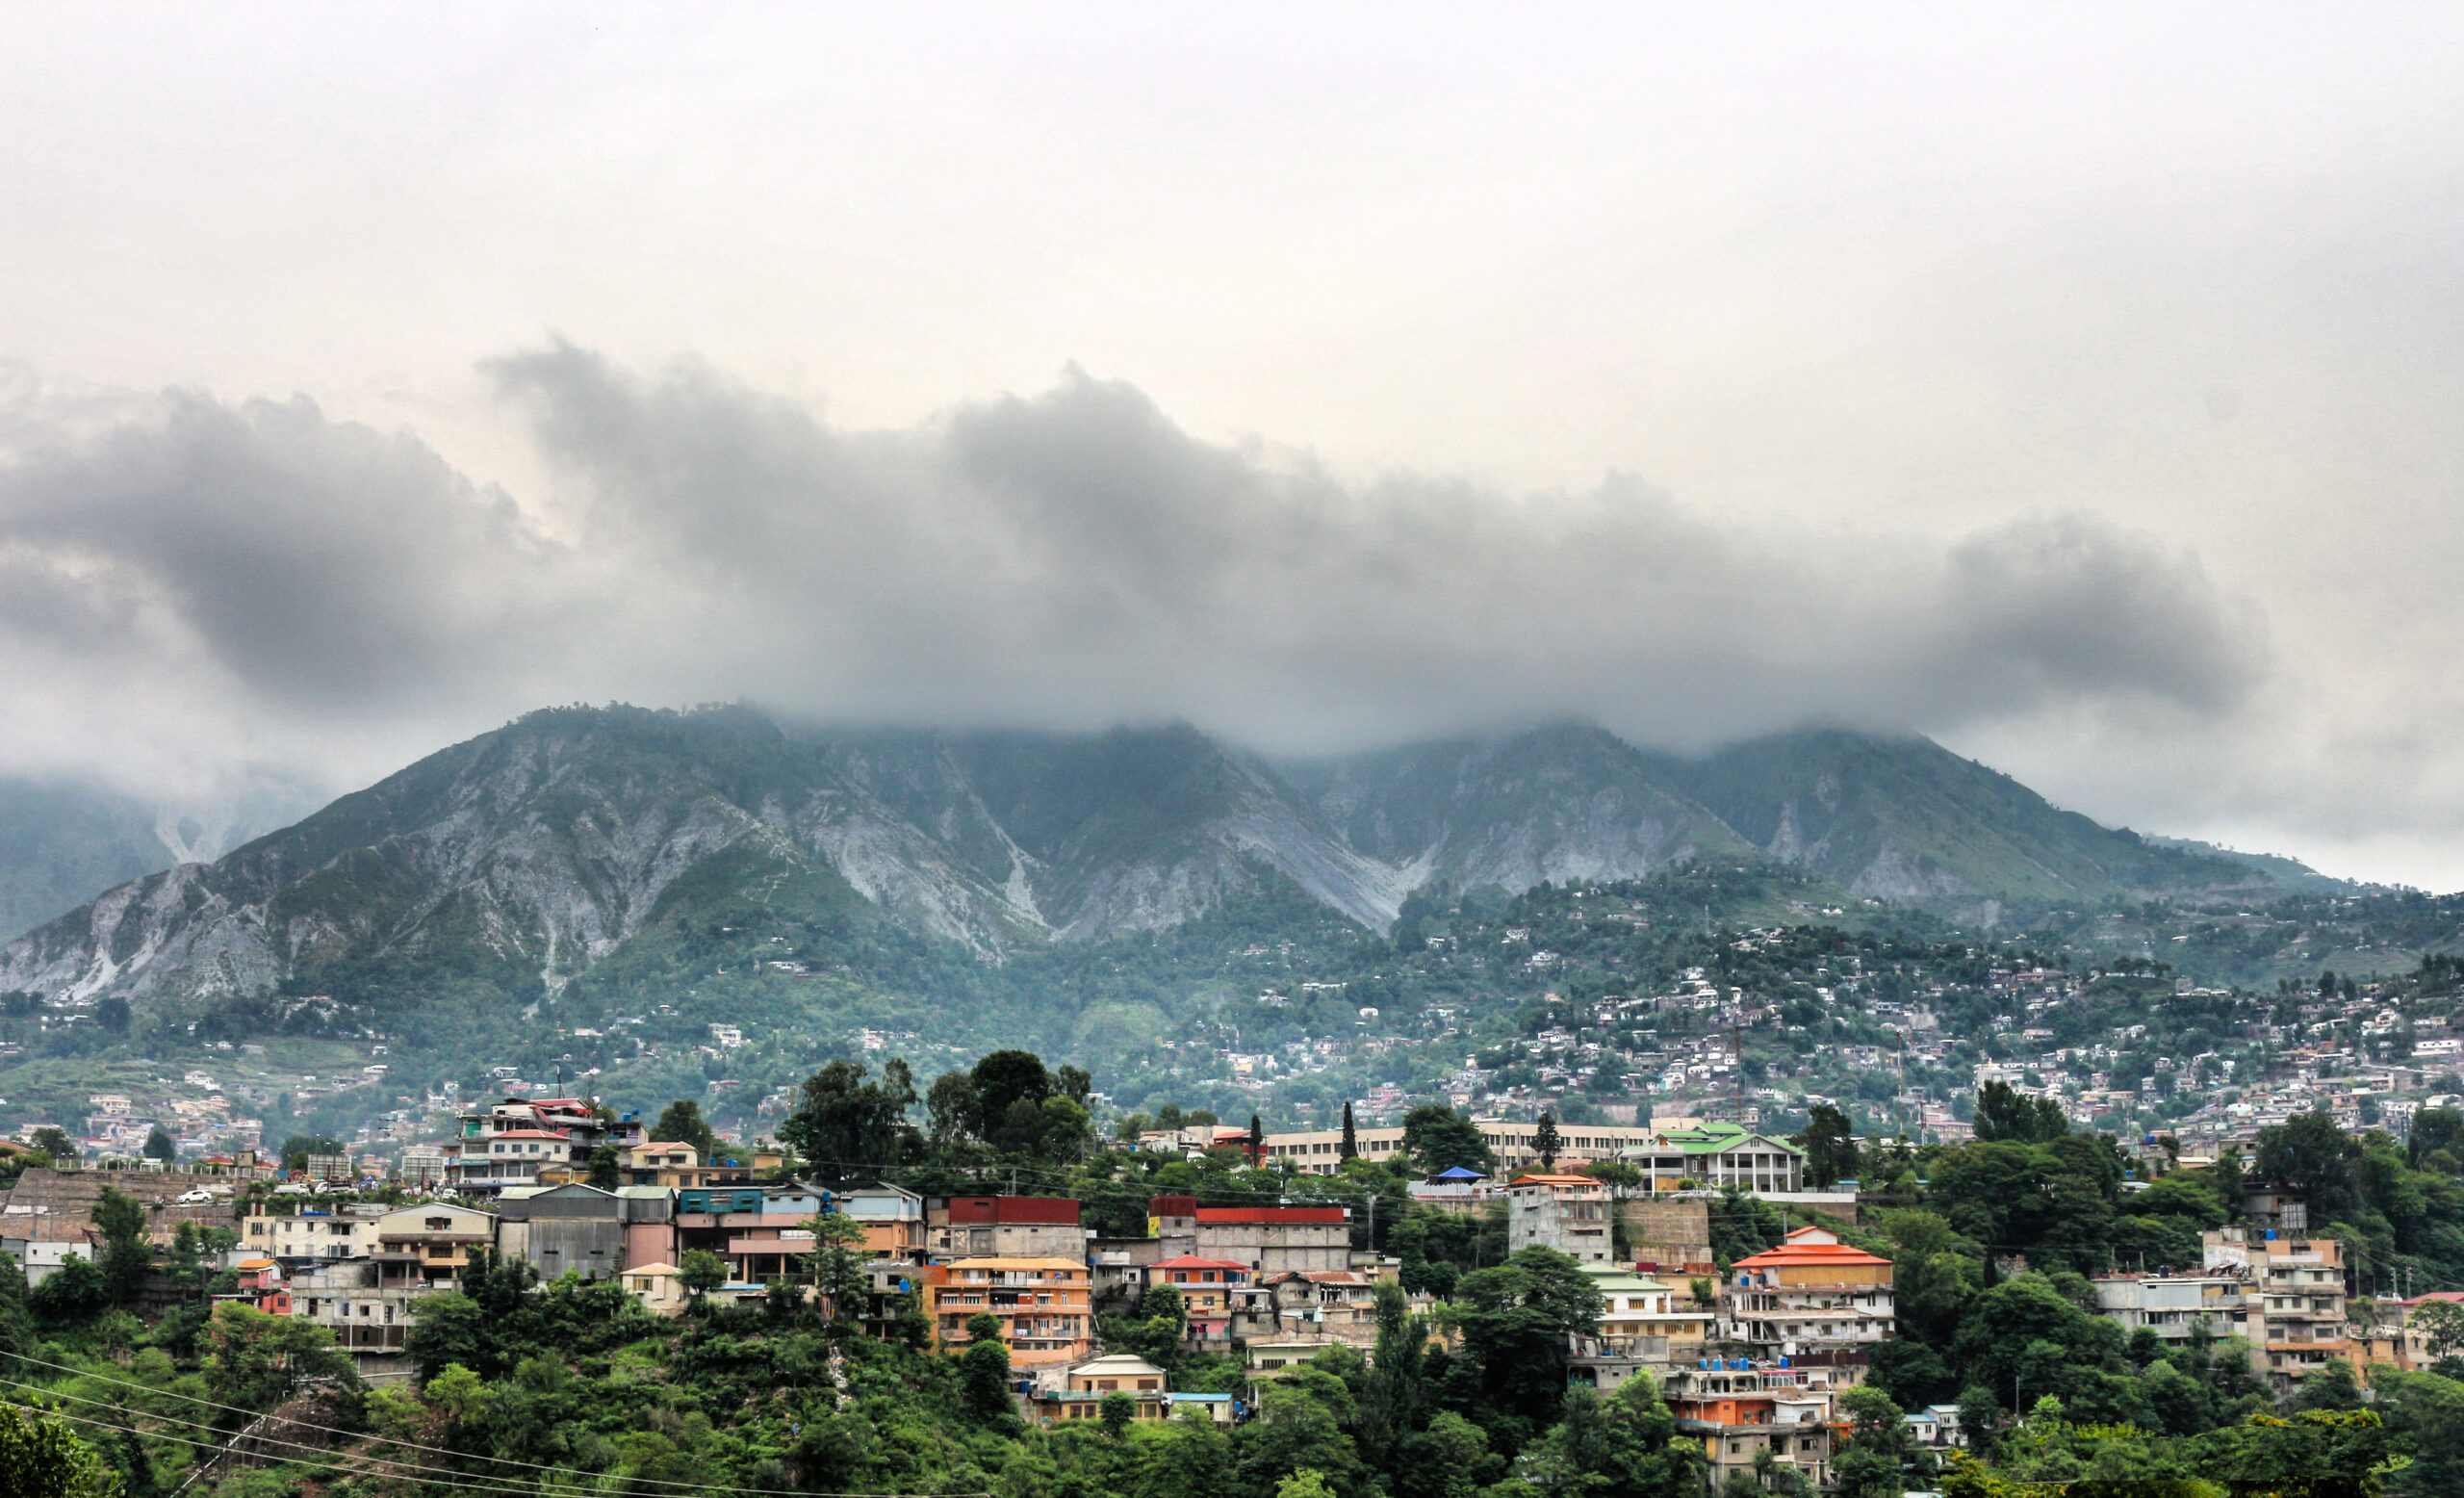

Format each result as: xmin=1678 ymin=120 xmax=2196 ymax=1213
xmin=925 ymin=1070 xmax=981 ymax=1146
xmin=805 ymin=1210 xmax=872 ymax=1325
xmin=29 ymin=1127 xmax=72 ymax=1161
xmin=1447 ymin=1246 xmax=1604 ymax=1444
xmin=1533 ymin=1111 xmax=1561 ymax=1171
xmin=679 ymin=1249 xmax=729 ymax=1303
xmin=90 ymin=1187 xmax=149 ymax=1306
xmin=1402 ymin=1104 xmax=1495 ymax=1176
xmin=1835 ymin=1385 xmax=1910 ymax=1498
xmin=277 ymin=1134 xmax=343 ymax=1173
xmin=1520 ymin=1376 xmax=1706 ymax=1497
xmin=648 ymin=1100 xmax=720 ymax=1159
xmin=29 ymin=1255 xmax=107 ymax=1327
xmin=204 ymin=1304 xmax=359 ymax=1421
xmin=1341 ymin=1102 xmax=1359 ymax=1162
xmin=0 ymin=1403 xmax=122 ymax=1498
xmin=1796 ymin=1104 xmax=1859 ymax=1188
xmin=1973 ymin=1082 xmax=2066 ymax=1144
xmin=961 ymin=1335 xmax=1015 ymax=1428
xmin=2255 ymin=1110 xmax=2361 ymax=1222
xmin=780 ymin=1059 xmax=917 ymax=1177
xmin=585 ymin=1142 xmax=621 ymax=1189
xmin=1099 ymin=1389 xmax=1137 ymax=1438
xmin=140 ymin=1126 xmax=175 ymax=1163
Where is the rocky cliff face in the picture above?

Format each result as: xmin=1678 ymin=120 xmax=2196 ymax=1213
xmin=0 ymin=707 xmax=2262 ymax=1011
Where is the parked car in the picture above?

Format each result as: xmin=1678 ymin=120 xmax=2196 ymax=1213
xmin=271 ymin=1182 xmax=313 ymax=1197
xmin=175 ymin=1188 xmax=214 ymax=1203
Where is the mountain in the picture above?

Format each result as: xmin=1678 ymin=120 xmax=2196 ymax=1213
xmin=1278 ymin=721 xmax=1750 ymax=894
xmin=1663 ymin=729 xmax=2254 ymax=907
xmin=0 ymin=780 xmax=180 ymax=943
xmin=2142 ymin=836 xmax=2365 ymax=895
xmin=0 ymin=706 xmax=2273 ymax=1015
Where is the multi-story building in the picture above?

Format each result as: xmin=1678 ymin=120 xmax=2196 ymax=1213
xmin=1252 ymin=1269 xmax=1380 ymax=1347
xmin=2092 ymin=1270 xmax=2253 ymax=1348
xmin=1504 ymin=1173 xmax=1614 ymax=1264
xmin=1150 ymin=1196 xmax=1350 ymax=1273
xmin=2203 ymin=1228 xmax=2351 ymax=1386
xmin=244 ymin=1203 xmax=386 ymax=1263
xmin=834 ymin=1181 xmax=927 ymax=1258
xmin=1724 ymin=1226 xmax=1895 ymax=1358
xmin=1262 ymin=1119 xmax=1704 ymax=1176
xmin=372 ymin=1202 xmax=495 ymax=1287
xmin=443 ymin=1098 xmax=611 ymax=1196
xmin=1664 ymin=1358 xmax=1838 ymax=1491
xmin=1144 ymin=1255 xmax=1251 ymax=1339
xmin=1571 ymin=1263 xmax=1713 ymax=1391
xmin=1620 ymin=1124 xmax=1807 ymax=1195
xmin=927 ymin=1257 xmax=1093 ymax=1369
xmin=930 ymin=1196 xmax=1086 ymax=1259
xmin=1032 ymin=1355 xmax=1170 ymax=1423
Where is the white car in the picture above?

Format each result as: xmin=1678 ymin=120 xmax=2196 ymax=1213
xmin=175 ymin=1188 xmax=213 ymax=1204
xmin=271 ymin=1182 xmax=313 ymax=1197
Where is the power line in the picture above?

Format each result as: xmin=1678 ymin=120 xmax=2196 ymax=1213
xmin=1 ymin=1353 xmax=990 ymax=1498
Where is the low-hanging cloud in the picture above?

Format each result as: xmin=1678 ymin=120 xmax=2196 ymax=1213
xmin=0 ymin=344 xmax=2268 ymax=807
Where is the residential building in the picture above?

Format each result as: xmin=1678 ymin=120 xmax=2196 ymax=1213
xmin=2203 ymin=1228 xmax=2351 ymax=1386
xmin=244 ymin=1204 xmax=386 ymax=1263
xmin=1144 ymin=1255 xmax=1252 ymax=1340
xmin=1906 ymin=1404 xmax=1969 ymax=1449
xmin=1504 ymin=1174 xmax=1614 ymax=1263
xmin=1664 ymin=1358 xmax=1839 ymax=1491
xmin=1262 ymin=1119 xmax=1701 ymax=1176
xmin=927 ymin=1257 xmax=1093 ymax=1368
xmin=1150 ymin=1196 xmax=1350 ymax=1274
xmin=930 ymin=1196 xmax=1087 ymax=1259
xmin=1033 ymin=1354 xmax=1169 ymax=1423
xmin=621 ymin=1261 xmax=689 ymax=1316
xmin=372 ymin=1203 xmax=494 ymax=1287
xmin=1724 ymin=1226 xmax=1895 ymax=1358
xmin=443 ymin=1098 xmax=611 ymax=1196
xmin=834 ymin=1181 xmax=927 ymax=1258
xmin=1571 ymin=1263 xmax=1713 ymax=1391
xmin=1253 ymin=1270 xmax=1380 ymax=1347
xmin=2091 ymin=1270 xmax=2252 ymax=1347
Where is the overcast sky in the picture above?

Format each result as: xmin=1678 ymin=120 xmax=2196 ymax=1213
xmin=1 ymin=5 xmax=2460 ymax=888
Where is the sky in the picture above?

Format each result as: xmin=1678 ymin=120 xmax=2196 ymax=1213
xmin=0 ymin=4 xmax=2460 ymax=888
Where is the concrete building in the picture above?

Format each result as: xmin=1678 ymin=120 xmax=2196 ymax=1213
xmin=621 ymin=1261 xmax=689 ymax=1315
xmin=372 ymin=1203 xmax=493 ymax=1287
xmin=1664 ymin=1358 xmax=1841 ymax=1492
xmin=1571 ymin=1263 xmax=1714 ymax=1391
xmin=1034 ymin=1355 xmax=1169 ymax=1422
xmin=1150 ymin=1196 xmax=1350 ymax=1273
xmin=1504 ymin=1173 xmax=1614 ymax=1263
xmin=2203 ymin=1228 xmax=2351 ymax=1386
xmin=927 ymin=1257 xmax=1093 ymax=1369
xmin=244 ymin=1203 xmax=386 ymax=1264
xmin=834 ymin=1181 xmax=926 ymax=1258
xmin=496 ymin=1183 xmax=625 ymax=1281
xmin=1263 ymin=1118 xmax=1702 ymax=1176
xmin=1618 ymin=1123 xmax=1807 ymax=1194
xmin=2092 ymin=1270 xmax=2253 ymax=1347
xmin=930 ymin=1196 xmax=1086 ymax=1259
xmin=1145 ymin=1255 xmax=1251 ymax=1339
xmin=1725 ymin=1226 xmax=1895 ymax=1358
xmin=444 ymin=1098 xmax=611 ymax=1196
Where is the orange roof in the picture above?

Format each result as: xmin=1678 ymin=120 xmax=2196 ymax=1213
xmin=1732 ymin=1242 xmax=1891 ymax=1270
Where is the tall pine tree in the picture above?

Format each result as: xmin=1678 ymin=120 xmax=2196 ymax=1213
xmin=1340 ymin=1101 xmax=1359 ymax=1160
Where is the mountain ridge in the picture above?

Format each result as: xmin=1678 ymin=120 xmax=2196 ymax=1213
xmin=0 ymin=705 xmax=2287 ymax=1015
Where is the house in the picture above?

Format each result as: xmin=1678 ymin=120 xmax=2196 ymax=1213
xmin=2202 ymin=1228 xmax=2351 ymax=1387
xmin=621 ymin=1261 xmax=689 ymax=1316
xmin=372 ymin=1203 xmax=494 ymax=1287
xmin=1618 ymin=1124 xmax=1807 ymax=1195
xmin=1143 ymin=1255 xmax=1252 ymax=1339
xmin=443 ymin=1098 xmax=613 ymax=1196
xmin=212 ymin=1258 xmax=291 ymax=1316
xmin=1504 ymin=1174 xmax=1613 ymax=1263
xmin=1724 ymin=1226 xmax=1895 ymax=1357
xmin=245 ymin=1204 xmax=386 ymax=1264
xmin=1030 ymin=1354 xmax=1169 ymax=1423
xmin=1664 ymin=1358 xmax=1838 ymax=1491
xmin=1570 ymin=1263 xmax=1712 ymax=1390
xmin=1253 ymin=1270 xmax=1380 ymax=1347
xmin=1906 ymin=1404 xmax=1968 ymax=1448
xmin=832 ymin=1181 xmax=927 ymax=1258
xmin=926 ymin=1258 xmax=1093 ymax=1368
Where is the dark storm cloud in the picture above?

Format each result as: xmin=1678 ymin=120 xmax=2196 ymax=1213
xmin=0 ymin=346 xmax=2267 ymax=781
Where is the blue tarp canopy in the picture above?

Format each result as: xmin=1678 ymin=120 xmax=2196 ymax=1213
xmin=1432 ymin=1166 xmax=1486 ymax=1180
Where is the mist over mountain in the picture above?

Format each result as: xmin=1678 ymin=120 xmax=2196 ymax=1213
xmin=0 ymin=704 xmax=2315 ymax=1020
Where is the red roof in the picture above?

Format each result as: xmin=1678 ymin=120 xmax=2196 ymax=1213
xmin=1732 ymin=1242 xmax=1891 ymax=1271
xmin=947 ymin=1196 xmax=1082 ymax=1226
xmin=1151 ymin=1255 xmax=1252 ymax=1273
xmin=1194 ymin=1206 xmax=1345 ymax=1225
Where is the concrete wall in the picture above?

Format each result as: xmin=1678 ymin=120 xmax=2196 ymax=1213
xmin=1620 ymin=1199 xmax=1712 ymax=1266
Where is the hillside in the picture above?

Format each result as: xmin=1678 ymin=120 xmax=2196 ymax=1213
xmin=0 ymin=707 xmax=2282 ymax=1023
xmin=1663 ymin=729 xmax=2258 ymax=908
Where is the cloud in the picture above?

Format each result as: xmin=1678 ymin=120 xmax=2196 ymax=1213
xmin=0 ymin=345 xmax=2269 ymax=814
